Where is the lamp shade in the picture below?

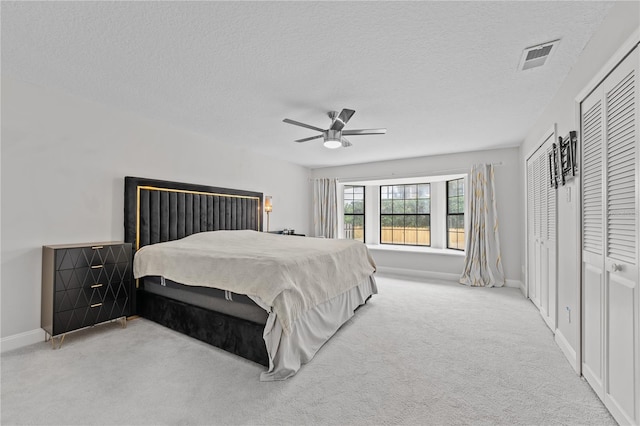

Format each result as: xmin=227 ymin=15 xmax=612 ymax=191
xmin=264 ymin=196 xmax=272 ymax=212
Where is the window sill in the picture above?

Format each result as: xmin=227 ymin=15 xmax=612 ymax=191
xmin=366 ymin=244 xmax=465 ymax=256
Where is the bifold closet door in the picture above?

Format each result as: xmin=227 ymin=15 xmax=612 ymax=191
xmin=581 ymin=46 xmax=639 ymax=426
xmin=526 ymin=132 xmax=557 ymax=330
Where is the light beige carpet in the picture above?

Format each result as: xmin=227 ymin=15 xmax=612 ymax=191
xmin=1 ymin=276 xmax=614 ymax=425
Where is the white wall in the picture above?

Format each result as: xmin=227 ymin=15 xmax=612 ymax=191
xmin=0 ymin=77 xmax=311 ymax=342
xmin=311 ymin=147 xmax=522 ymax=285
xmin=519 ymin=2 xmax=639 ymax=363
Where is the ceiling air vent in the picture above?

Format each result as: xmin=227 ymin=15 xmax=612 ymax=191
xmin=519 ymin=39 xmax=560 ymax=71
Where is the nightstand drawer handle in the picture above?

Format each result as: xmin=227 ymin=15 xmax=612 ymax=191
xmin=91 ymin=284 xmax=103 ymax=288
xmin=91 ymin=303 xmax=103 ymax=308
xmin=91 ymin=246 xmax=103 ymax=250
xmin=91 ymin=265 xmax=103 ymax=269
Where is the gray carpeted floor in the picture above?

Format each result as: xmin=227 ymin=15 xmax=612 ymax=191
xmin=1 ymin=276 xmax=614 ymax=425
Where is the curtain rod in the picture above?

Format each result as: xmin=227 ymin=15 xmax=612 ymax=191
xmin=325 ymin=162 xmax=504 ymax=183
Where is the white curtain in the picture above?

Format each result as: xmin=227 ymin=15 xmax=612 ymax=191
xmin=313 ymin=178 xmax=338 ymax=238
xmin=460 ymin=164 xmax=505 ymax=287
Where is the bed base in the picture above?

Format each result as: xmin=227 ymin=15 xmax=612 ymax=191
xmin=124 ymin=176 xmax=268 ymax=366
xmin=137 ymin=289 xmax=269 ymax=366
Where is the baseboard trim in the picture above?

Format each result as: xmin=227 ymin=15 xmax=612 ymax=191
xmin=554 ymin=328 xmax=579 ymax=374
xmin=376 ymin=266 xmax=522 ymax=289
xmin=376 ymin=266 xmax=460 ymax=282
xmin=505 ymin=279 xmax=524 ymax=290
xmin=1 ymin=328 xmax=45 ymax=353
xmin=582 ymin=363 xmax=604 ymax=400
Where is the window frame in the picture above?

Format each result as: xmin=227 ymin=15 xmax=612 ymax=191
xmin=343 ymin=185 xmax=366 ymax=243
xmin=379 ymin=183 xmax=431 ymax=247
xmin=446 ymin=178 xmax=465 ymax=251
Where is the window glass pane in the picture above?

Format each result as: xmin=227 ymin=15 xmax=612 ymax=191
xmin=381 ymin=186 xmax=392 ymax=199
xmin=344 ymin=200 xmax=353 ymax=214
xmin=381 ymin=215 xmax=392 ymax=243
xmin=448 ymin=198 xmax=456 ymax=214
xmin=392 ymin=199 xmax=405 ymax=214
xmin=446 ymin=178 xmax=465 ymax=250
xmin=405 ymin=228 xmax=418 ymax=244
xmin=353 ymin=200 xmax=364 ymax=214
xmin=405 ymin=185 xmax=417 ymax=199
xmin=448 ymin=231 xmax=456 ymax=248
xmin=416 ymin=215 xmax=429 ymax=229
xmin=380 ymin=183 xmax=430 ymax=247
xmin=447 ymin=180 xmax=456 ymax=195
xmin=418 ymin=184 xmax=430 ymax=198
xmin=392 ymin=215 xmax=405 ymax=228
xmin=381 ymin=199 xmax=392 ymax=214
xmin=417 ymin=199 xmax=429 ymax=214
xmin=344 ymin=185 xmax=365 ymax=243
xmin=417 ymin=230 xmax=430 ymax=245
xmin=405 ymin=199 xmax=417 ymax=214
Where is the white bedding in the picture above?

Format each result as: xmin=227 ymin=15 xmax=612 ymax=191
xmin=133 ymin=230 xmax=377 ymax=335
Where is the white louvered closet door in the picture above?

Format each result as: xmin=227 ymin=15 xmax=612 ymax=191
xmin=541 ymin=142 xmax=557 ymax=330
xmin=581 ymin=46 xmax=639 ymax=426
xmin=526 ymin=129 xmax=557 ymax=330
xmin=581 ymin=85 xmax=605 ymax=398
xmin=527 ymin=161 xmax=537 ymax=303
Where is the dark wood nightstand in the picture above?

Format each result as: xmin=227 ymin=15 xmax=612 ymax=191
xmin=41 ymin=242 xmax=132 ymax=348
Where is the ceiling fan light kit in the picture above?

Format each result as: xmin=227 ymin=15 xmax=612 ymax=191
xmin=283 ymin=108 xmax=386 ymax=149
xmin=323 ymin=130 xmax=343 ymax=149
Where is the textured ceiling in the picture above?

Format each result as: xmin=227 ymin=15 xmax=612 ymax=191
xmin=2 ymin=1 xmax=614 ymax=168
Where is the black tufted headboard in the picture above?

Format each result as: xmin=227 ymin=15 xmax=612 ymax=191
xmin=124 ymin=176 xmax=263 ymax=252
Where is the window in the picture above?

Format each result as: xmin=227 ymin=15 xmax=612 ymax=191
xmin=343 ymin=185 xmax=365 ymax=242
xmin=380 ymin=184 xmax=430 ymax=246
xmin=446 ymin=178 xmax=465 ymax=250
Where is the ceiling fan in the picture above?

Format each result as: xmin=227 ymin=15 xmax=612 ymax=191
xmin=283 ymin=108 xmax=386 ymax=149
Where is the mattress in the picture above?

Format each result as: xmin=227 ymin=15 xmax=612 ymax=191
xmin=134 ymin=230 xmax=377 ymax=334
xmin=143 ymin=276 xmax=268 ymax=324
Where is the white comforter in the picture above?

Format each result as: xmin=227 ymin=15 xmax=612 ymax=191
xmin=133 ymin=230 xmax=376 ymax=334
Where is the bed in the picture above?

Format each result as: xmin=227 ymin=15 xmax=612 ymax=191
xmin=124 ymin=176 xmax=377 ymax=380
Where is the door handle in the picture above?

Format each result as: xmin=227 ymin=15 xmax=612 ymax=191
xmin=611 ymin=263 xmax=622 ymax=272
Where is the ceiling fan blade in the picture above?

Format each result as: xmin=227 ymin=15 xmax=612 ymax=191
xmin=295 ymin=134 xmax=324 ymax=143
xmin=341 ymin=137 xmax=352 ymax=148
xmin=342 ymin=128 xmax=387 ymax=136
xmin=283 ymin=118 xmax=325 ymax=133
xmin=330 ymin=108 xmax=356 ymax=131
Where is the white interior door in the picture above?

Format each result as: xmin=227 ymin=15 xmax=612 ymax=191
xmin=581 ymin=80 xmax=605 ymax=398
xmin=527 ymin=161 xmax=537 ymax=302
xmin=541 ymin=142 xmax=557 ymax=330
xmin=526 ymin=129 xmax=557 ymax=330
xmin=602 ymin=49 xmax=638 ymax=426
xmin=581 ymin=47 xmax=639 ymax=425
